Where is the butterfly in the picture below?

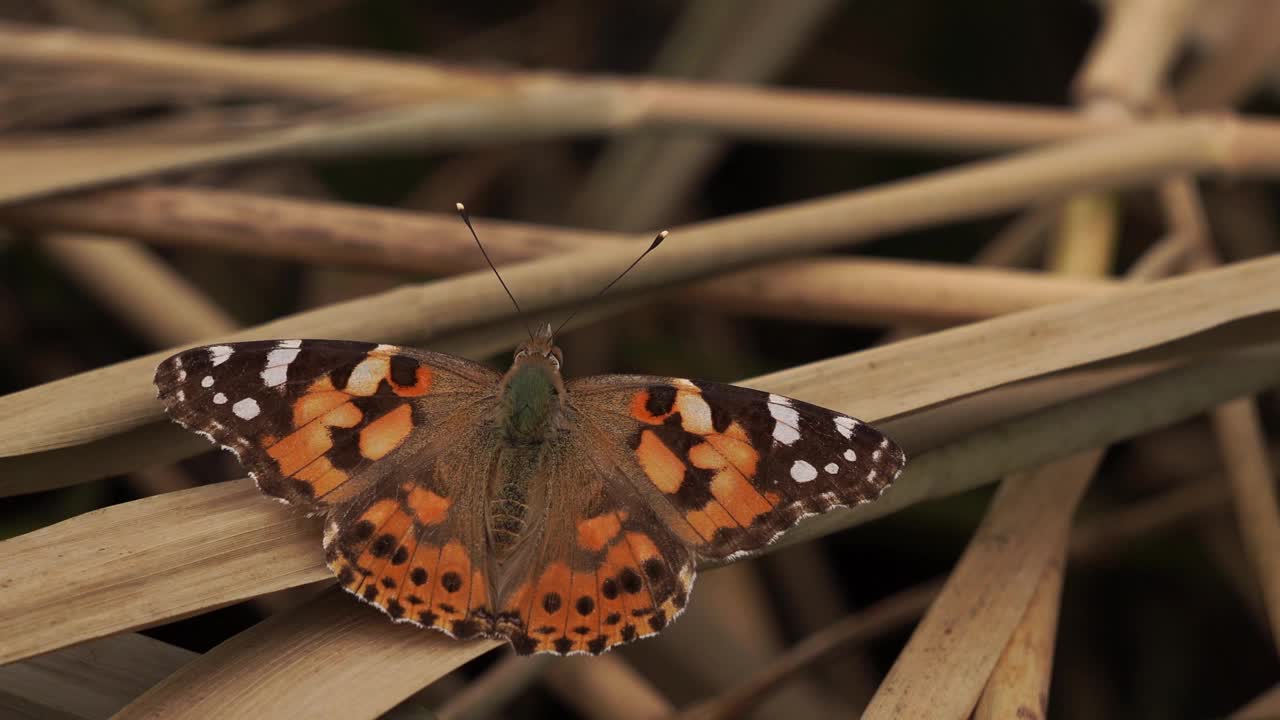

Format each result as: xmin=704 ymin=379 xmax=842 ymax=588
xmin=153 ymin=210 xmax=905 ymax=656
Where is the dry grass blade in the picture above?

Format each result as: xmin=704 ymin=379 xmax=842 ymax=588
xmin=0 ymin=479 xmax=328 ymax=665
xmin=114 ymin=589 xmax=500 ymax=720
xmin=862 ymin=451 xmax=1102 ymax=719
xmin=0 ymin=634 xmax=194 ymax=719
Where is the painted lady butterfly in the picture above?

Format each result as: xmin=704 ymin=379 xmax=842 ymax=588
xmin=154 ymin=212 xmax=905 ymax=656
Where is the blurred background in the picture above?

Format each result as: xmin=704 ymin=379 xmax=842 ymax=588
xmin=2 ymin=2 xmax=1279 ymax=718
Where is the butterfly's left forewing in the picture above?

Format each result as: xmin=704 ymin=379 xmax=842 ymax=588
xmin=155 ymin=339 xmax=499 ymax=512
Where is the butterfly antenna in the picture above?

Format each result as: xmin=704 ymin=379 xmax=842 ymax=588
xmin=553 ymin=229 xmax=669 ymax=338
xmin=456 ymin=203 xmax=535 ymax=342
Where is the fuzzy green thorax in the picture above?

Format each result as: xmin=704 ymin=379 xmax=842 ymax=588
xmin=499 ymin=361 xmax=562 ymax=442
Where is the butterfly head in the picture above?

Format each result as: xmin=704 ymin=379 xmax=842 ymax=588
xmin=513 ymin=323 xmax=563 ymax=373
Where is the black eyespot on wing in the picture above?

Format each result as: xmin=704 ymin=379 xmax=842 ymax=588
xmin=619 ymin=568 xmax=643 ymax=594
xmin=441 ymin=572 xmax=463 ymax=593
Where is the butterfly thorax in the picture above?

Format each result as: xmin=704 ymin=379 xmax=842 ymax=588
xmin=489 ymin=336 xmax=567 ymax=557
xmin=497 ymin=360 xmax=564 ymax=443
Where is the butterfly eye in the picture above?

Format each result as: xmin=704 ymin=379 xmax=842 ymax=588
xmin=547 ymin=353 xmax=561 ymax=370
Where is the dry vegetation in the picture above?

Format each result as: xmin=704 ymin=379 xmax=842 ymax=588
xmin=0 ymin=1 xmax=1279 ymax=718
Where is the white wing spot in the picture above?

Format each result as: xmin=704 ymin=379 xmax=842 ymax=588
xmin=879 ymin=437 xmax=890 ymax=449
xmin=262 ymin=345 xmax=301 ymax=388
xmin=844 ymin=449 xmax=857 ymax=462
xmin=790 ymin=460 xmax=818 ymax=483
xmin=208 ymin=345 xmax=234 ymax=366
xmin=824 ymin=462 xmax=839 ymax=474
xmin=767 ymin=394 xmax=801 ymax=446
xmin=676 ymin=391 xmax=715 ymax=434
xmin=280 ymin=339 xmax=302 ymax=348
xmin=177 ymin=369 xmax=187 ymax=382
xmin=176 ymin=390 xmax=185 ymax=401
xmin=834 ymin=416 xmax=858 ymax=439
xmin=213 ymin=392 xmax=228 ymax=404
xmin=873 ymin=450 xmax=883 ymax=462
xmin=233 ymin=397 xmax=261 ymax=420
xmin=201 ymin=375 xmax=214 ymax=388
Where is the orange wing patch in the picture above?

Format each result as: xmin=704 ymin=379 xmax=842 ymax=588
xmin=403 ymin=484 xmax=450 ymax=526
xmin=359 ymin=403 xmax=413 ymax=460
xmin=635 ymin=430 xmax=685 ymax=493
xmin=268 ymin=400 xmax=362 ymax=475
xmin=577 ymin=512 xmax=625 ymax=552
